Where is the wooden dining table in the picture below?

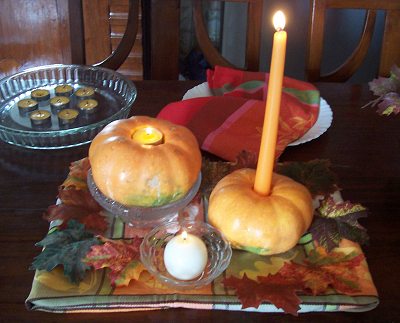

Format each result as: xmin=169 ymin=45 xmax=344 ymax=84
xmin=0 ymin=80 xmax=399 ymax=322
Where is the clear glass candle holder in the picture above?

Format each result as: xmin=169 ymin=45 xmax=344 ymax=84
xmin=140 ymin=220 xmax=232 ymax=289
xmin=87 ymin=169 xmax=202 ymax=228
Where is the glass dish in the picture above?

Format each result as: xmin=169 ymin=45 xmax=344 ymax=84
xmin=0 ymin=64 xmax=137 ymax=149
xmin=140 ymin=220 xmax=232 ymax=289
xmin=87 ymin=169 xmax=202 ymax=228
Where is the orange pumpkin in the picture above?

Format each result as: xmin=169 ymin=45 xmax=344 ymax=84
xmin=208 ymin=168 xmax=313 ymax=255
xmin=89 ymin=116 xmax=201 ymax=207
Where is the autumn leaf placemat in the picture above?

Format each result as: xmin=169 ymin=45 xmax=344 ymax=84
xmin=26 ymin=158 xmax=379 ymax=316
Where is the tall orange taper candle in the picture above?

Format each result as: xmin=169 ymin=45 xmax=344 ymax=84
xmin=254 ymin=10 xmax=287 ymax=196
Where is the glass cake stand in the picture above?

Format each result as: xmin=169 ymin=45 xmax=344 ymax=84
xmin=87 ymin=169 xmax=202 ymax=228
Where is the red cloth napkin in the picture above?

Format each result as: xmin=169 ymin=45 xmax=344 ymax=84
xmin=158 ymin=66 xmax=320 ymax=162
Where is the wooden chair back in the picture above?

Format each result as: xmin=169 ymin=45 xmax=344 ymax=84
xmin=193 ymin=0 xmax=263 ymax=71
xmin=306 ymin=0 xmax=400 ymax=82
xmin=82 ymin=0 xmax=142 ymax=79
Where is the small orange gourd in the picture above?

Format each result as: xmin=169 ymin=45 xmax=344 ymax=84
xmin=208 ymin=168 xmax=313 ymax=255
xmin=89 ymin=116 xmax=201 ymax=207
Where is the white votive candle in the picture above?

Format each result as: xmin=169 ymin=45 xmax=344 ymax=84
xmin=164 ymin=231 xmax=208 ymax=280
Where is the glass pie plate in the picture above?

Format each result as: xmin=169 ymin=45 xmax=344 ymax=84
xmin=0 ymin=64 xmax=137 ymax=149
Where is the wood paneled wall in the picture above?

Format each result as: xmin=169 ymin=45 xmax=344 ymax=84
xmin=0 ymin=0 xmax=73 ymax=71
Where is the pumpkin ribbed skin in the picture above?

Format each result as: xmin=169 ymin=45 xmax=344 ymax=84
xmin=89 ymin=116 xmax=201 ymax=207
xmin=208 ymin=168 xmax=313 ymax=255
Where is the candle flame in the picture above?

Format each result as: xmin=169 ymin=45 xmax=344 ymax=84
xmin=273 ymin=10 xmax=286 ymax=31
xmin=182 ymin=231 xmax=188 ymax=240
xmin=144 ymin=127 xmax=153 ymax=136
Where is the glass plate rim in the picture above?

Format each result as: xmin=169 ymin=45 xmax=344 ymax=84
xmin=0 ymin=64 xmax=137 ymax=136
xmin=0 ymin=64 xmax=137 ymax=149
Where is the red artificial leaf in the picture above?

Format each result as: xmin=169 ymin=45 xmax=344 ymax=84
xmin=44 ymin=187 xmax=107 ymax=234
xmin=59 ymin=212 xmax=109 ymax=234
xmin=84 ymin=237 xmax=143 ymax=286
xmin=279 ymin=247 xmax=364 ymax=296
xmin=58 ymin=186 xmax=101 ymax=211
xmin=223 ymin=273 xmax=303 ymax=316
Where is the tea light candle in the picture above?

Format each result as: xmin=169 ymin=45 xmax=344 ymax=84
xmin=131 ymin=126 xmax=164 ymax=145
xmin=75 ymin=86 xmax=95 ymax=99
xmin=58 ymin=108 xmax=79 ymax=126
xmin=50 ymin=96 xmax=70 ymax=110
xmin=17 ymin=98 xmax=38 ymax=114
xmin=164 ymin=231 xmax=208 ymax=280
xmin=77 ymin=99 xmax=98 ymax=114
xmin=55 ymin=84 xmax=74 ymax=97
xmin=31 ymin=89 xmax=50 ymax=101
xmin=30 ymin=109 xmax=51 ymax=127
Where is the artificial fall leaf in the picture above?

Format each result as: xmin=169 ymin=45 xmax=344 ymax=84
xmin=201 ymin=150 xmax=257 ymax=198
xmin=84 ymin=236 xmax=143 ymax=287
xmin=376 ymin=92 xmax=400 ymax=116
xmin=232 ymin=150 xmax=258 ymax=169
xmin=364 ymin=65 xmax=400 ymax=115
xmin=275 ymin=159 xmax=338 ymax=197
xmin=60 ymin=213 xmax=109 ymax=234
xmin=369 ymin=65 xmax=400 ymax=96
xmin=31 ymin=220 xmax=100 ymax=284
xmin=44 ymin=187 xmax=108 ymax=234
xmin=62 ymin=157 xmax=91 ymax=190
xmin=279 ymin=247 xmax=364 ymax=296
xmin=111 ymin=261 xmax=147 ymax=287
xmin=223 ymin=273 xmax=303 ymax=316
xmin=310 ymin=196 xmax=369 ymax=251
xmin=58 ymin=186 xmax=101 ymax=211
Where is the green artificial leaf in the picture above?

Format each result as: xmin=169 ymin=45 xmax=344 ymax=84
xmin=275 ymin=159 xmax=338 ymax=197
xmin=310 ymin=197 xmax=369 ymax=251
xmin=44 ymin=186 xmax=108 ymax=234
xmin=31 ymin=220 xmax=100 ymax=284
